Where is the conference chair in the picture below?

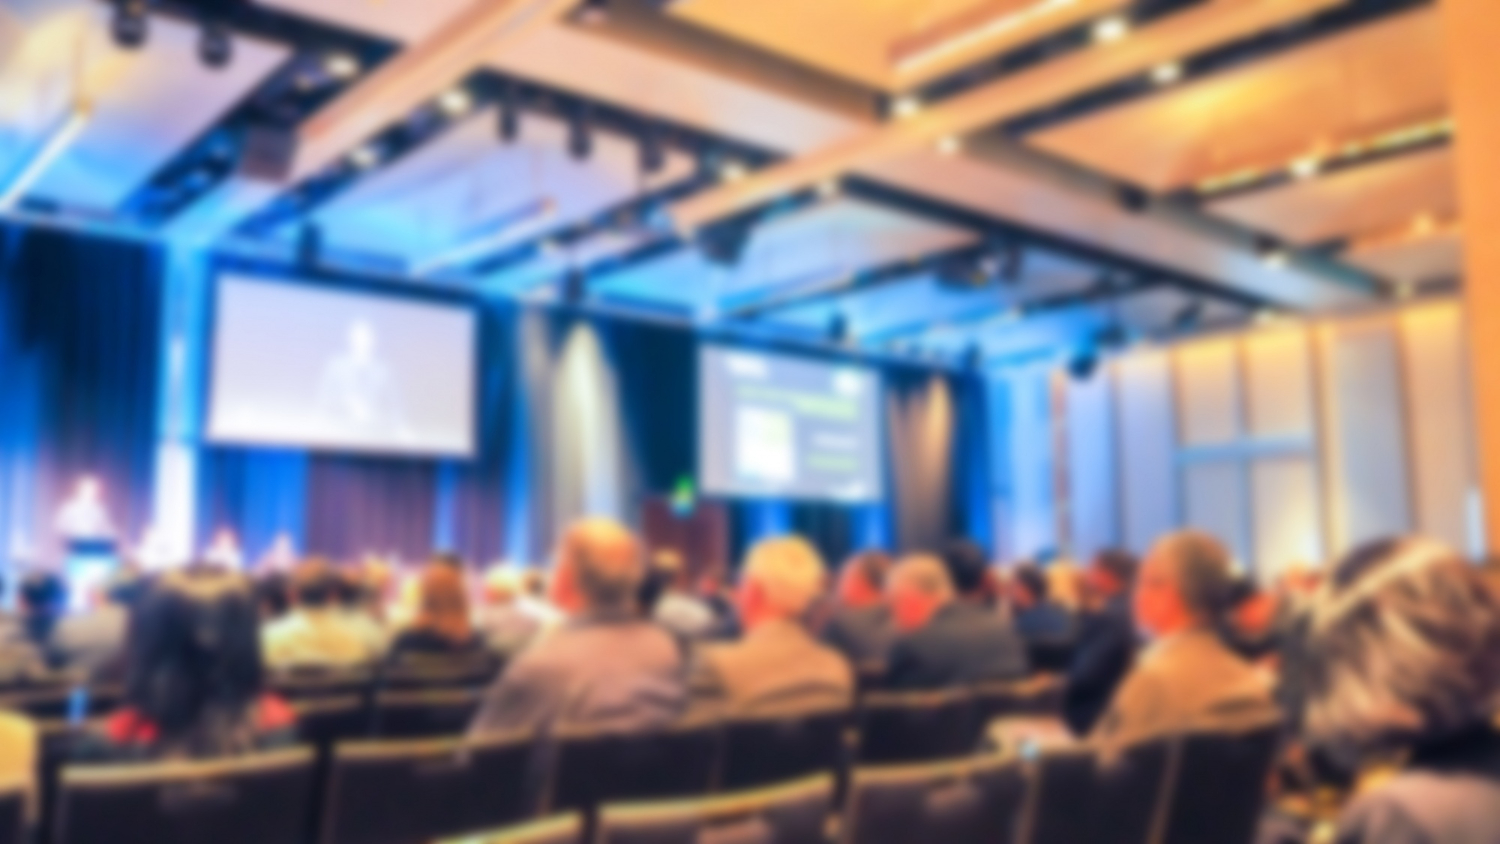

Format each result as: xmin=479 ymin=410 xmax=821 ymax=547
xmin=1016 ymin=747 xmax=1096 ymax=844
xmin=268 ymin=666 xmax=376 ymax=702
xmin=971 ymin=678 xmax=1061 ymax=729
xmin=437 ymin=814 xmax=581 ymax=844
xmin=1157 ymin=723 xmax=1282 ymax=844
xmin=717 ymin=706 xmax=850 ymax=791
xmin=842 ymin=754 xmax=1027 ymax=844
xmin=369 ymin=686 xmax=485 ymax=738
xmin=598 ymin=774 xmax=833 ymax=844
xmin=321 ymin=732 xmax=535 ymax=844
xmin=544 ymin=719 xmax=721 ymax=815
xmin=53 ymin=747 xmax=315 ymax=844
xmin=853 ymin=663 xmax=887 ymax=699
xmin=0 ymin=784 xmax=24 ymax=844
xmin=1084 ymin=736 xmax=1173 ymax=844
xmin=379 ymin=653 xmax=502 ymax=691
xmin=1023 ymin=639 xmax=1076 ymax=675
xmin=856 ymin=689 xmax=978 ymax=764
xmin=295 ymin=695 xmax=372 ymax=748
xmin=0 ymin=677 xmax=75 ymax=721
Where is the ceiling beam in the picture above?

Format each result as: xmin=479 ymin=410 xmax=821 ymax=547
xmin=666 ymin=0 xmax=1343 ymax=233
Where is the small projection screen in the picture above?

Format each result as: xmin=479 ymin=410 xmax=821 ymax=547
xmin=207 ymin=274 xmax=476 ymax=457
xmin=699 ymin=345 xmax=883 ymax=502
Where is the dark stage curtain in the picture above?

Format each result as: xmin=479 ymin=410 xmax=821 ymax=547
xmin=442 ymin=303 xmax=517 ymax=564
xmin=884 ymin=366 xmax=992 ymax=555
xmin=0 ymin=224 xmax=162 ymax=565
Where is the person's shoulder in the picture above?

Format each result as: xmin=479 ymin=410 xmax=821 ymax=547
xmin=1339 ymin=777 xmax=1449 ymax=844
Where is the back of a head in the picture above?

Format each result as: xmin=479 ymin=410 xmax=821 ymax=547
xmin=126 ymin=567 xmax=263 ymax=746
xmin=1151 ymin=531 xmax=1236 ymax=623
xmin=938 ymin=539 xmax=989 ymax=597
xmin=559 ymin=518 xmax=643 ymax=614
xmin=743 ymin=536 xmax=827 ymax=621
xmin=20 ymin=571 xmax=66 ymax=615
xmin=889 ymin=554 xmax=956 ymax=604
xmin=291 ymin=559 xmax=339 ymax=608
xmin=1092 ymin=549 xmax=1138 ymax=588
xmin=1305 ymin=537 xmax=1500 ymax=764
xmin=837 ymin=550 xmax=892 ymax=606
xmin=1014 ymin=565 xmax=1049 ymax=604
xmin=417 ymin=562 xmax=472 ymax=642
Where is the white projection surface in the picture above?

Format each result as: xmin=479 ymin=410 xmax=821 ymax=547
xmin=699 ymin=346 xmax=883 ymax=502
xmin=207 ymin=274 xmax=476 ymax=457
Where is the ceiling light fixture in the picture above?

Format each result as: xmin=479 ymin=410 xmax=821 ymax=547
xmin=1150 ymin=61 xmax=1182 ymax=85
xmin=816 ymin=178 xmax=841 ymax=200
xmin=348 ymin=144 xmax=380 ymax=169
xmin=936 ymin=135 xmax=963 ymax=156
xmin=718 ymin=160 xmax=748 ymax=183
xmin=1092 ymin=15 xmax=1130 ymax=44
xmin=438 ymin=88 xmax=472 ymax=117
xmin=890 ymin=95 xmax=923 ymax=120
xmin=638 ymin=125 xmax=665 ymax=175
xmin=412 ymin=197 xmax=556 ymax=276
xmin=1289 ymin=156 xmax=1321 ymax=180
xmin=324 ymin=53 xmax=361 ymax=80
xmin=1256 ymin=238 xmax=1289 ymax=269
xmin=496 ymin=83 xmax=521 ymax=143
xmin=0 ymin=104 xmax=91 ymax=211
xmin=199 ymin=24 xmax=232 ymax=69
xmin=110 ymin=0 xmax=148 ymax=49
xmin=567 ymin=103 xmax=593 ymax=160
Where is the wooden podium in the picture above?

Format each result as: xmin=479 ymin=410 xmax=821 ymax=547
xmin=639 ymin=496 xmax=729 ymax=585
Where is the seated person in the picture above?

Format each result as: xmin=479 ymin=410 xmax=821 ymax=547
xmin=333 ymin=567 xmax=389 ymax=656
xmin=690 ymin=536 xmax=852 ymax=718
xmin=647 ymin=551 xmax=718 ymax=641
xmin=0 ymin=575 xmax=48 ymax=682
xmin=262 ymin=560 xmax=383 ymax=669
xmin=54 ymin=572 xmax=145 ymax=681
xmin=1090 ymin=531 xmax=1277 ymax=758
xmin=1063 ymin=549 xmax=1138 ymax=736
xmin=476 ymin=566 xmax=542 ymax=658
xmin=1011 ymin=564 xmax=1076 ymax=644
xmin=1306 ymin=538 xmax=1500 ymax=844
xmin=468 ymin=519 xmax=686 ymax=737
xmin=17 ymin=573 xmax=66 ymax=666
xmin=884 ymin=541 xmax=1028 ymax=690
xmin=388 ymin=562 xmax=487 ymax=659
xmin=80 ymin=566 xmax=295 ymax=760
xmin=820 ymin=550 xmax=895 ymax=670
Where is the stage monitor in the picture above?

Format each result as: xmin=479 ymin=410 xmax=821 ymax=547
xmin=207 ymin=274 xmax=476 ymax=457
xmin=699 ymin=345 xmax=883 ymax=502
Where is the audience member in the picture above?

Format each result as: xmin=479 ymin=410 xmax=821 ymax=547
xmin=388 ymin=563 xmax=486 ymax=659
xmin=17 ymin=572 xmax=66 ymax=660
xmin=647 ymin=550 xmax=717 ymax=640
xmin=1063 ymin=549 xmax=1138 ymax=736
xmin=477 ymin=566 xmax=542 ymax=657
xmin=53 ymin=571 xmax=144 ymax=680
xmin=262 ymin=560 xmax=382 ymax=669
xmin=0 ymin=576 xmax=49 ymax=681
xmin=80 ymin=567 xmax=295 ymax=761
xmin=333 ymin=567 xmax=389 ymax=655
xmin=690 ymin=536 xmax=852 ymax=717
xmin=1306 ymin=538 xmax=1500 ymax=844
xmin=1091 ymin=532 xmax=1277 ymax=756
xmin=821 ymin=550 xmax=895 ymax=669
xmin=1011 ymin=564 xmax=1075 ymax=643
xmin=253 ymin=572 xmax=291 ymax=622
xmin=469 ymin=519 xmax=686 ymax=736
xmin=885 ymin=541 xmax=1028 ymax=689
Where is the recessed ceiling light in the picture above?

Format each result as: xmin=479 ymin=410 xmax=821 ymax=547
xmin=817 ymin=179 xmax=841 ymax=200
xmin=1289 ymin=156 xmax=1322 ymax=180
xmin=890 ymin=95 xmax=923 ymax=120
xmin=1092 ymin=16 xmax=1130 ymax=44
xmin=349 ymin=145 xmax=379 ymax=169
xmin=719 ymin=160 xmax=748 ymax=183
xmin=936 ymin=135 xmax=963 ymax=156
xmin=324 ymin=53 xmax=360 ymax=80
xmin=438 ymin=88 xmax=472 ymax=116
xmin=1150 ymin=62 xmax=1182 ymax=85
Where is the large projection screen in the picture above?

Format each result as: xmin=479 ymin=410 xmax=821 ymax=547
xmin=700 ymin=345 xmax=883 ymax=502
xmin=207 ymin=274 xmax=476 ymax=457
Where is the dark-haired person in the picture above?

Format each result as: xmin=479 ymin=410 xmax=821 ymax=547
xmin=1091 ymin=532 xmax=1277 ymax=757
xmin=262 ymin=560 xmax=382 ymax=669
xmin=1011 ymin=564 xmax=1076 ymax=643
xmin=387 ymin=563 xmax=486 ymax=659
xmin=80 ymin=567 xmax=295 ymax=760
xmin=54 ymin=571 xmax=145 ymax=680
xmin=884 ymin=540 xmax=1027 ymax=690
xmin=821 ymin=550 xmax=896 ymax=669
xmin=1305 ymin=538 xmax=1500 ymax=844
xmin=1063 ymin=548 xmax=1139 ymax=736
xmin=17 ymin=573 xmax=66 ymax=658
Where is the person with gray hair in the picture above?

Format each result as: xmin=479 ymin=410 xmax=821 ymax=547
xmin=468 ymin=518 xmax=687 ymax=737
xmin=689 ymin=536 xmax=852 ymax=718
xmin=1091 ymin=530 xmax=1277 ymax=756
xmin=1305 ymin=537 xmax=1500 ymax=844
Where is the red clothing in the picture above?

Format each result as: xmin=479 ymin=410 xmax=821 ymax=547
xmin=104 ymin=694 xmax=296 ymax=747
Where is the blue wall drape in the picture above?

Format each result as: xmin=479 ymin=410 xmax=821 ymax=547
xmin=0 ymin=224 xmax=162 ymax=567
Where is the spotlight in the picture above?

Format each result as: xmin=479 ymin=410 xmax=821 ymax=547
xmin=1116 ymin=184 xmax=1150 ymax=214
xmin=324 ymin=53 xmax=360 ymax=80
xmin=1067 ymin=350 xmax=1099 ymax=381
xmin=199 ymin=24 xmax=233 ymax=69
xmin=297 ymin=224 xmax=323 ymax=269
xmin=348 ymin=144 xmax=380 ymax=169
xmin=936 ymin=135 xmax=963 ymax=156
xmin=638 ymin=125 xmax=664 ymax=175
xmin=889 ymin=95 xmax=922 ymax=120
xmin=828 ymin=313 xmax=849 ymax=345
xmin=1289 ymin=156 xmax=1322 ymax=180
xmin=1150 ymin=62 xmax=1182 ymax=85
xmin=816 ymin=178 xmax=841 ymax=200
xmin=1255 ymin=236 xmax=1289 ymax=269
xmin=718 ymin=159 xmax=748 ymax=183
xmin=696 ymin=217 xmax=755 ymax=267
xmin=438 ymin=88 xmax=472 ymax=117
xmin=1092 ymin=15 xmax=1130 ymax=44
xmin=567 ymin=103 xmax=593 ymax=161
xmin=111 ymin=0 xmax=148 ymax=49
xmin=496 ymin=84 xmax=521 ymax=142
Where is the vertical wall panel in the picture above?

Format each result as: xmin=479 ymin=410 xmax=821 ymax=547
xmin=1321 ymin=319 xmax=1412 ymax=553
xmin=1066 ymin=371 xmax=1118 ymax=560
xmin=1175 ymin=339 xmax=1241 ymax=446
xmin=1114 ymin=351 xmax=1177 ymax=554
xmin=1184 ymin=461 xmax=1249 ymax=565
xmin=1400 ymin=304 xmax=1475 ymax=551
xmin=1251 ymin=456 xmax=1322 ymax=580
xmin=1244 ymin=328 xmax=1315 ymax=440
xmin=1003 ymin=366 xmax=1058 ymax=559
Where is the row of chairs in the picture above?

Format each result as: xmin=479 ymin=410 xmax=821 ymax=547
xmin=29 ymin=720 xmax=1280 ymax=844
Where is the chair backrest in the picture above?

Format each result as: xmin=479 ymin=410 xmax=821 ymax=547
xmin=857 ymin=690 xmax=978 ymax=764
xmin=598 ymin=774 xmax=833 ymax=844
xmin=1085 ymin=737 xmax=1172 ymax=844
xmin=0 ymin=680 xmax=75 ymax=721
xmin=1158 ymin=724 xmax=1281 ymax=844
xmin=972 ymin=678 xmax=1062 ymax=728
xmin=0 ymin=786 xmax=24 ymax=844
xmin=294 ymin=695 xmax=371 ymax=749
xmin=438 ymin=814 xmax=582 ymax=844
xmin=369 ymin=687 xmax=484 ymax=738
xmin=54 ymin=748 xmax=316 ymax=844
xmin=1016 ymin=747 xmax=1096 ymax=844
xmin=268 ymin=667 xmax=375 ymax=702
xmin=842 ymin=755 xmax=1027 ymax=844
xmin=1024 ymin=639 xmax=1075 ymax=674
xmin=546 ymin=720 xmax=721 ymax=815
xmin=380 ymin=653 xmax=501 ymax=691
xmin=322 ymin=733 xmax=535 ymax=844
xmin=719 ymin=707 xmax=850 ymax=792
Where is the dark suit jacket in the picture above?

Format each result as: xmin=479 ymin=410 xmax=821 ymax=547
xmin=1063 ymin=593 xmax=1136 ymax=736
xmin=821 ymin=605 xmax=895 ymax=669
xmin=884 ymin=602 xmax=1029 ymax=690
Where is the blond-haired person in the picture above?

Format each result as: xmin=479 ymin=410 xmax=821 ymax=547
xmin=690 ymin=536 xmax=853 ymax=718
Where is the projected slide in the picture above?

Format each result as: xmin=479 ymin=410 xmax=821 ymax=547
xmin=700 ymin=346 xmax=883 ymax=502
xmin=207 ymin=274 xmax=476 ymax=457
